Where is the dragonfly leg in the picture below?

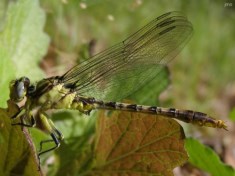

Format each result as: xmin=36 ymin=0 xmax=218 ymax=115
xmin=37 ymin=112 xmax=64 ymax=156
xmin=38 ymin=133 xmax=60 ymax=156
xmin=11 ymin=110 xmax=36 ymax=127
xmin=10 ymin=106 xmax=23 ymax=119
xmin=37 ymin=132 xmax=60 ymax=168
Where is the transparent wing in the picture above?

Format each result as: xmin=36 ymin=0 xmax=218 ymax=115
xmin=59 ymin=11 xmax=193 ymax=101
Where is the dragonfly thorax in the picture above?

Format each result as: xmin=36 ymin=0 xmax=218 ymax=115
xmin=9 ymin=77 xmax=32 ymax=102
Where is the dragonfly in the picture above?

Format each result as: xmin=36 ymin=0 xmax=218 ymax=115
xmin=9 ymin=11 xmax=227 ymax=159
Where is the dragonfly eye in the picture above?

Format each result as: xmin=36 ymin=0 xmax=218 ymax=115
xmin=15 ymin=81 xmax=25 ymax=100
xmin=9 ymin=77 xmax=31 ymax=102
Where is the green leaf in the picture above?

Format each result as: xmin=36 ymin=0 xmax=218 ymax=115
xmin=87 ymin=111 xmax=187 ymax=176
xmin=185 ymin=138 xmax=235 ymax=176
xmin=0 ymin=0 xmax=49 ymax=107
xmin=0 ymin=101 xmax=42 ymax=176
xmin=53 ymin=113 xmax=96 ymax=175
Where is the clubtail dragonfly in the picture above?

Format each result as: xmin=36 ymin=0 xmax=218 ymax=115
xmin=9 ymin=11 xmax=227 ymax=158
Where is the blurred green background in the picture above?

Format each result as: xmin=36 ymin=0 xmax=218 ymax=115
xmin=0 ymin=0 xmax=235 ymax=175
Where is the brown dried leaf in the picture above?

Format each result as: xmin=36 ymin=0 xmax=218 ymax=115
xmin=90 ymin=111 xmax=187 ymax=176
xmin=0 ymin=100 xmax=42 ymax=176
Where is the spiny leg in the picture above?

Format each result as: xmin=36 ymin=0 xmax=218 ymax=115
xmin=11 ymin=109 xmax=36 ymax=128
xmin=38 ymin=125 xmax=63 ymax=153
xmin=37 ymin=132 xmax=60 ymax=171
xmin=38 ymin=133 xmax=60 ymax=157
xmin=10 ymin=106 xmax=23 ymax=119
xmin=35 ymin=112 xmax=64 ymax=169
xmin=37 ymin=112 xmax=64 ymax=157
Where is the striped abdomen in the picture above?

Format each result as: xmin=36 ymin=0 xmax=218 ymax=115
xmin=93 ymin=100 xmax=227 ymax=130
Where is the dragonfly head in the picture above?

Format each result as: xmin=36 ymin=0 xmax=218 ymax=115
xmin=9 ymin=77 xmax=31 ymax=102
